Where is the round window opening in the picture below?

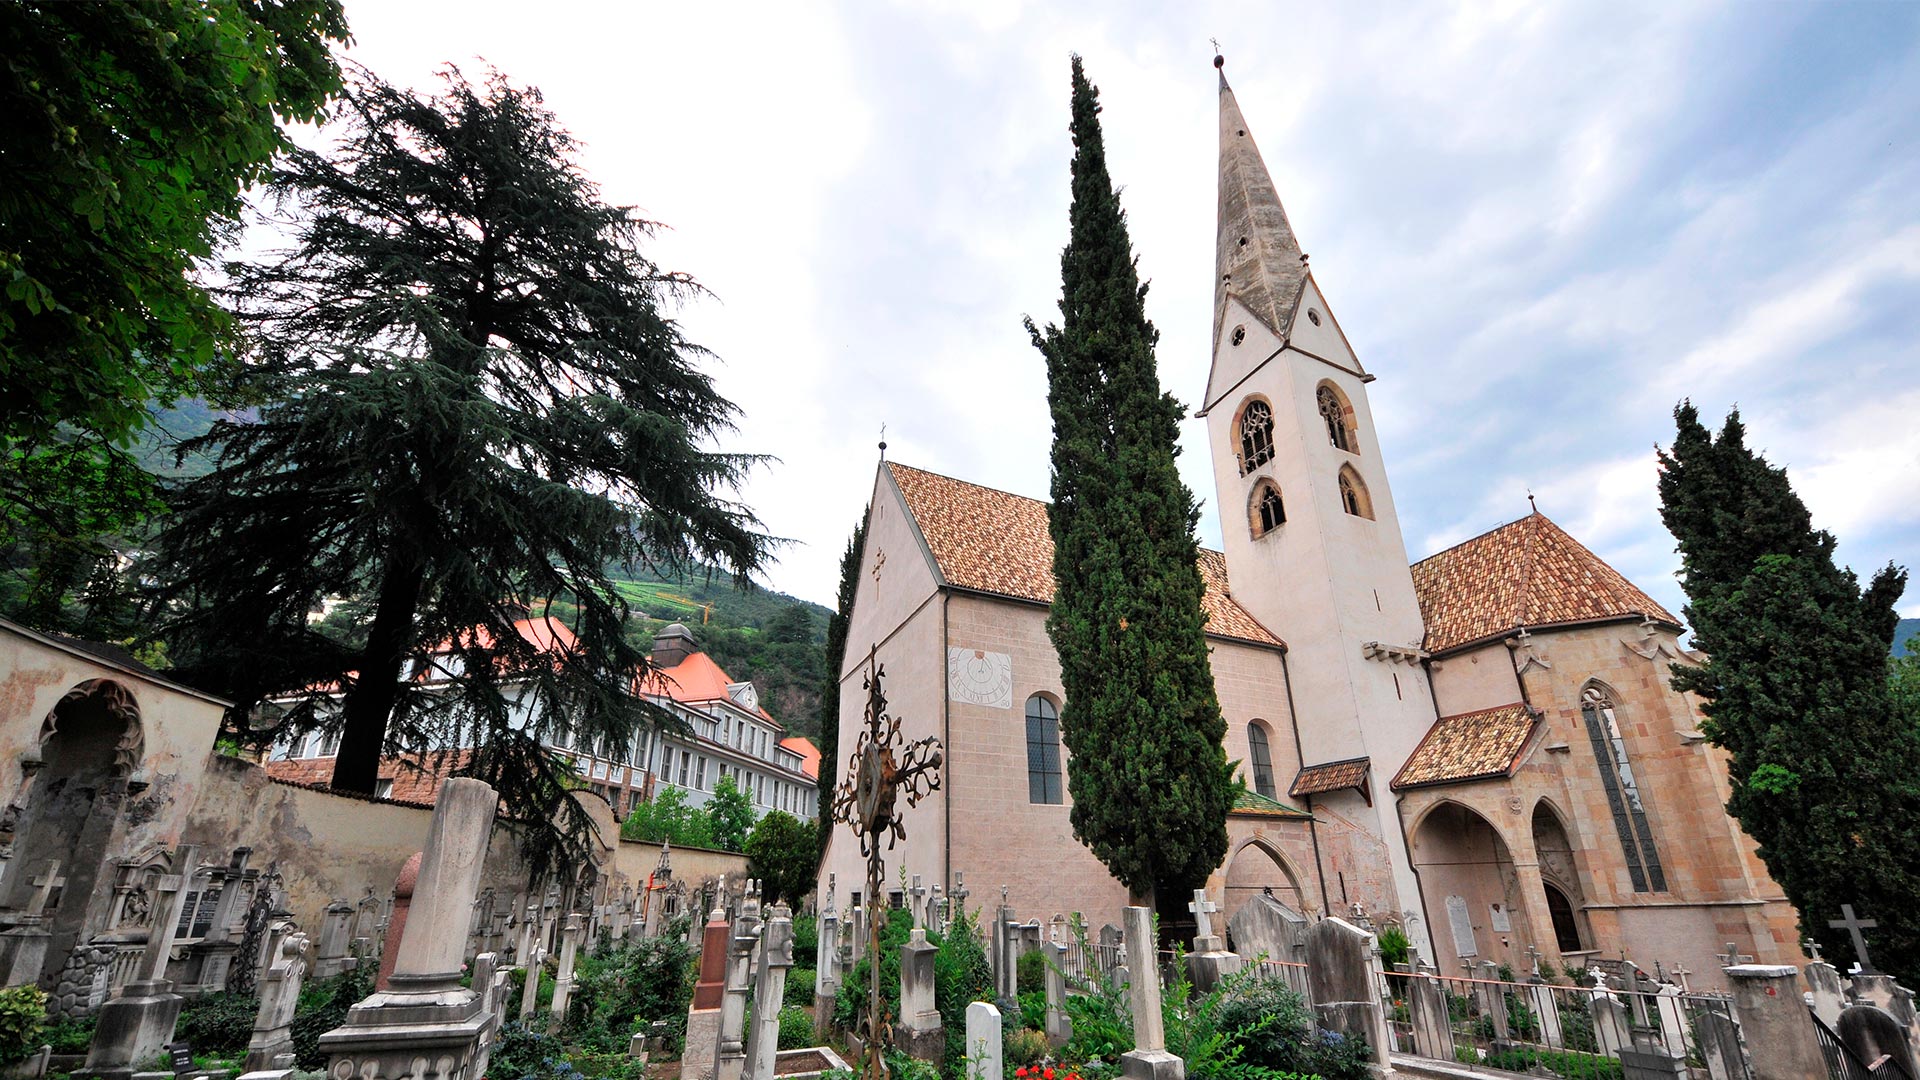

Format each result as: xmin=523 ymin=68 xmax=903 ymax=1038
xmin=1231 ymin=325 xmax=1246 ymax=346
xmin=1307 ymin=309 xmax=1322 ymax=326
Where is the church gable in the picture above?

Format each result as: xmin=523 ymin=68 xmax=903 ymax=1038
xmin=1282 ymin=276 xmax=1366 ymax=378
xmin=1411 ymin=512 xmax=1681 ymax=655
xmin=1201 ymin=294 xmax=1287 ymax=417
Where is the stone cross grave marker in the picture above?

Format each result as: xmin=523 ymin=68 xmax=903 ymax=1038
xmin=1804 ymin=938 xmax=1823 ymax=962
xmin=1718 ymin=943 xmax=1752 ymax=968
xmin=551 ymin=913 xmax=583 ymax=1019
xmin=909 ymin=874 xmax=927 ymax=930
xmin=25 ymin=860 xmax=62 ymax=918
xmin=1670 ymin=963 xmax=1693 ymax=993
xmin=745 ymin=904 xmax=794 ymax=1080
xmin=1525 ymin=943 xmax=1542 ymax=978
xmin=1829 ymin=905 xmax=1879 ymax=973
xmin=243 ymin=929 xmax=312 ymax=1071
xmin=135 ymin=849 xmax=199 ymax=983
xmin=951 ymin=872 xmax=969 ymax=918
xmin=1188 ymin=890 xmax=1218 ymax=944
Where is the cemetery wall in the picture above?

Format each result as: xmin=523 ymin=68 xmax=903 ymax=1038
xmin=610 ymin=838 xmax=745 ymax=897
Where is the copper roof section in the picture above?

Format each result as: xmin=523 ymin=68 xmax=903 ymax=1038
xmin=885 ymin=462 xmax=1284 ymax=649
xmin=1391 ymin=703 xmax=1539 ymax=791
xmin=1291 ymin=757 xmax=1371 ymax=799
xmin=1231 ymin=788 xmax=1313 ymax=818
xmin=1410 ymin=512 xmax=1681 ymax=655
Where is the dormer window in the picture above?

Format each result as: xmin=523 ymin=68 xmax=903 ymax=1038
xmin=1238 ymin=398 xmax=1275 ymax=475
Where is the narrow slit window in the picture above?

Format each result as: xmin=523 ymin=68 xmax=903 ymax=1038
xmin=1248 ymin=722 xmax=1277 ymax=799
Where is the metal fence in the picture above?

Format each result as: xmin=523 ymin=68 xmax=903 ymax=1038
xmin=1813 ymin=1008 xmax=1916 ymax=1080
xmin=1374 ymin=969 xmax=1751 ymax=1079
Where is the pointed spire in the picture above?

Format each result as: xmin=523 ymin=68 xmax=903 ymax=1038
xmin=1214 ymin=55 xmax=1309 ymax=354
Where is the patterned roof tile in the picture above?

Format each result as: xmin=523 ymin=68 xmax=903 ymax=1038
xmin=886 ymin=462 xmax=1283 ymax=648
xmin=1291 ymin=757 xmax=1371 ymax=797
xmin=1411 ymin=513 xmax=1679 ymax=655
xmin=1390 ymin=703 xmax=1538 ymax=790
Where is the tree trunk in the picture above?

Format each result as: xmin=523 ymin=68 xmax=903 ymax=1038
xmin=330 ymin=560 xmax=425 ymax=792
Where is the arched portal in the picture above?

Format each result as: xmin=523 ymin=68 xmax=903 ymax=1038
xmin=7 ymin=680 xmax=145 ymax=985
xmin=1410 ymin=801 xmax=1526 ymax=973
xmin=1531 ymin=801 xmax=1591 ymax=957
xmin=1223 ymin=838 xmax=1306 ymax=924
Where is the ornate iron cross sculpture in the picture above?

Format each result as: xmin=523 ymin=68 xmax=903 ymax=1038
xmin=831 ymin=646 xmax=943 ymax=1080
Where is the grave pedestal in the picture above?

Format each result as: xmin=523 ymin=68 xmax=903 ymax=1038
xmin=80 ymin=980 xmax=184 ymax=1080
xmin=0 ymin=923 xmax=51 ymax=988
xmin=682 ymin=909 xmax=730 ymax=1080
xmin=1727 ymin=964 xmax=1824 ymax=1080
xmin=319 ymin=779 xmax=496 ymax=1080
xmin=898 ymin=929 xmax=942 ymax=1062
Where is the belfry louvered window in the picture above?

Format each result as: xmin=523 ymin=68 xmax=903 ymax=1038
xmin=1318 ymin=385 xmax=1352 ymax=452
xmin=1239 ymin=399 xmax=1275 ymax=474
xmin=1026 ymin=695 xmax=1064 ymax=804
xmin=1581 ymin=684 xmax=1667 ymax=892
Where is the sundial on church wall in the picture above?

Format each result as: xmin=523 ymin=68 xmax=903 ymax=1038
xmin=946 ymin=648 xmax=1012 ymax=709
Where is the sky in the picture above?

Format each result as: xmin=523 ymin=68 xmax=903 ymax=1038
xmin=334 ymin=1 xmax=1920 ymax=616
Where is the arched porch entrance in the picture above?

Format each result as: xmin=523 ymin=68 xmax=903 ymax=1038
xmin=1410 ymin=801 xmax=1528 ymax=974
xmin=1532 ymin=802 xmax=1591 ymax=958
xmin=1223 ymin=837 xmax=1307 ymax=923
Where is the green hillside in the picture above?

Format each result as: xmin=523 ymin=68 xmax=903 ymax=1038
xmin=1897 ymin=618 xmax=1919 ymax=659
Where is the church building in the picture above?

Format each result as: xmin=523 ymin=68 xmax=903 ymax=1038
xmin=815 ymin=62 xmax=1803 ymax=984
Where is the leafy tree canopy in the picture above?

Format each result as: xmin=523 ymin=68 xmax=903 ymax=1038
xmin=1658 ymin=402 xmax=1920 ymax=980
xmin=620 ymin=785 xmax=714 ymax=849
xmin=705 ymin=774 xmax=755 ymax=853
xmin=745 ymin=809 xmax=817 ymax=908
xmin=151 ymin=66 xmax=772 ymax=877
xmin=1024 ymin=57 xmax=1233 ymax=908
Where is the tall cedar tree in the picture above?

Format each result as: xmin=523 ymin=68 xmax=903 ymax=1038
xmin=153 ymin=68 xmax=771 ymax=876
xmin=1658 ymin=402 xmax=1920 ymax=980
xmin=815 ymin=514 xmax=866 ymax=856
xmin=1024 ymin=57 xmax=1234 ymax=909
xmin=1 ymin=0 xmax=348 ymax=627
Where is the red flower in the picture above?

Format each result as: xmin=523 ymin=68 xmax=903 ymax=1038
xmin=1045 ymin=1069 xmax=1056 ymax=1078
xmin=1016 ymin=1069 xmax=1027 ymax=1078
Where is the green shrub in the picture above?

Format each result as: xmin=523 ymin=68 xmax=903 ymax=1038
xmin=566 ymin=934 xmax=697 ymax=1054
xmin=0 ymin=985 xmax=45 ymax=1065
xmin=1003 ymin=1027 xmax=1048 ymax=1068
xmin=42 ymin=1016 xmax=94 ymax=1055
xmin=290 ymin=965 xmax=373 ymax=1070
xmin=777 ymin=1005 xmax=814 ymax=1050
xmin=1212 ymin=967 xmax=1371 ymax=1080
xmin=786 ymin=967 xmax=817 ymax=1009
xmin=1482 ymin=1045 xmax=1623 ymax=1079
xmin=792 ymin=916 xmax=818 ymax=962
xmin=1016 ymin=950 xmax=1044 ymax=996
xmin=176 ymin=992 xmax=260 ymax=1055
xmin=490 ymin=1022 xmax=582 ymax=1080
xmin=934 ymin=911 xmax=993 ymax=1079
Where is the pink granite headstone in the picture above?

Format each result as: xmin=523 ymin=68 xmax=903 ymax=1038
xmin=374 ymin=852 xmax=421 ymax=991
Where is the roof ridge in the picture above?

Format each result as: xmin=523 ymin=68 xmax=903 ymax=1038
xmin=1411 ymin=511 xmax=1536 ymax=568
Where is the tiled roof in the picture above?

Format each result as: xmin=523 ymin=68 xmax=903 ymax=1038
xmin=885 ymin=463 xmax=1283 ymax=648
xmin=1391 ymin=703 xmax=1538 ymax=791
xmin=1410 ymin=512 xmax=1680 ymax=655
xmin=779 ymin=736 xmax=821 ymax=779
xmin=1291 ymin=757 xmax=1371 ymax=798
xmin=264 ymin=750 xmax=471 ymax=807
xmin=1231 ymin=788 xmax=1313 ymax=818
xmin=646 ymin=652 xmax=778 ymax=726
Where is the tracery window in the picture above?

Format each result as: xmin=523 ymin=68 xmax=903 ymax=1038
xmin=1248 ymin=721 xmax=1277 ymax=799
xmin=1251 ymin=481 xmax=1286 ymax=538
xmin=1318 ymin=385 xmax=1354 ymax=452
xmin=1025 ymin=695 xmax=1064 ymax=804
xmin=1581 ymin=684 xmax=1667 ymax=892
xmin=1338 ymin=468 xmax=1373 ymax=519
xmin=1239 ymin=399 xmax=1275 ymax=475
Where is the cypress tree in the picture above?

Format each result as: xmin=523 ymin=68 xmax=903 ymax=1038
xmin=150 ymin=68 xmax=770 ymax=875
xmin=1024 ymin=56 xmax=1234 ymax=909
xmin=816 ymin=513 xmax=867 ymax=856
xmin=1658 ymin=402 xmax=1920 ymax=980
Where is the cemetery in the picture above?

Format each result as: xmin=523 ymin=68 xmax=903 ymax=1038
xmin=4 ymin=5 xmax=1919 ymax=1080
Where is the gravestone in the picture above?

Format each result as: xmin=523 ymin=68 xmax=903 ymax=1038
xmin=1591 ymin=996 xmax=1630 ymax=1058
xmin=965 ymin=1002 xmax=1002 ymax=1080
xmin=1697 ymin=1009 xmax=1746 ymax=1080
xmin=240 ymin=930 xmax=312 ymax=1075
xmin=815 ymin=898 xmax=840 ymax=1043
xmin=188 ymin=848 xmax=254 ymax=994
xmin=1806 ymin=957 xmax=1846 ymax=1026
xmin=550 ymin=913 xmax=583 ymax=1020
xmin=1836 ymin=1005 xmax=1920 ymax=1078
xmin=1303 ymin=918 xmax=1390 ymax=1071
xmin=469 ymin=953 xmax=507 ymax=1080
xmin=1726 ymin=965 xmax=1825 ymax=1080
xmin=1183 ymin=889 xmax=1241 ymax=993
xmin=1406 ymin=970 xmax=1453 ymax=1061
xmin=1653 ymin=982 xmax=1688 ymax=1057
xmin=897 ymin=926 xmax=942 ymax=1062
xmin=318 ymin=779 xmax=498 ymax=1080
xmin=716 ymin=888 xmax=763 ymax=1080
xmin=1226 ymin=892 xmax=1306 ymax=965
xmin=313 ymin=899 xmax=356 ymax=978
xmin=744 ymin=904 xmax=794 ymax=1080
xmin=1474 ymin=959 xmax=1509 ymax=1042
xmin=82 ymin=844 xmax=201 ymax=1080
xmin=374 ymin=852 xmax=422 ymax=991
xmin=1044 ymin=940 xmax=1072 ymax=1048
xmin=1619 ymin=1025 xmax=1689 ymax=1079
xmin=681 ymin=906 xmax=730 ymax=1080
xmin=1119 ymin=904 xmax=1183 ymax=1080
xmin=1526 ymin=976 xmax=1563 ymax=1048
xmin=0 ymin=859 xmax=62 ymax=987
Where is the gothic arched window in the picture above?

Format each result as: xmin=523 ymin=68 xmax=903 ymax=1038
xmin=1338 ymin=467 xmax=1373 ymax=519
xmin=1581 ymin=684 xmax=1667 ymax=892
xmin=1248 ymin=721 xmax=1277 ymax=799
xmin=1025 ymin=695 xmax=1064 ymax=805
xmin=1250 ymin=481 xmax=1285 ymax=538
xmin=1317 ymin=384 xmax=1354 ymax=453
xmin=1239 ymin=398 xmax=1275 ymax=475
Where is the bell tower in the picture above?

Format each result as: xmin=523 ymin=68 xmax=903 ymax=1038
xmin=1198 ymin=56 xmax=1438 ymax=948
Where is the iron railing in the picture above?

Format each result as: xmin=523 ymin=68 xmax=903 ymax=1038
xmin=1374 ymin=968 xmax=1750 ymax=1079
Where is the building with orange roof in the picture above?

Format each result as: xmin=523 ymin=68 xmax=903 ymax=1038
xmin=265 ymin=620 xmax=817 ymax=823
xmin=818 ymin=60 xmax=1799 ymax=987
